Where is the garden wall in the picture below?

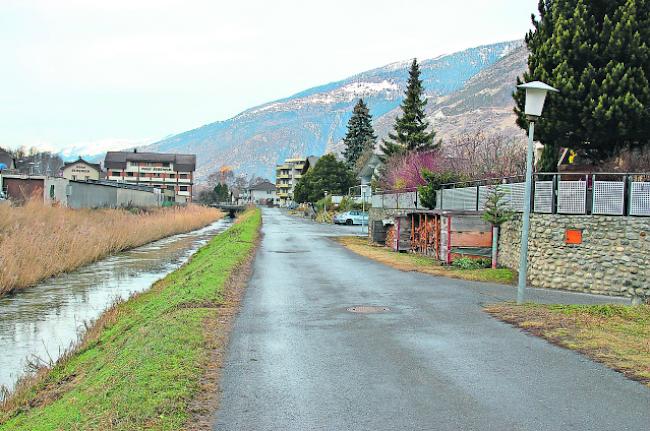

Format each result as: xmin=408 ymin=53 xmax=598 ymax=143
xmin=499 ymin=214 xmax=650 ymax=297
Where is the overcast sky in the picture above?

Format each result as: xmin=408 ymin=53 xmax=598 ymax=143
xmin=1 ymin=0 xmax=537 ymax=154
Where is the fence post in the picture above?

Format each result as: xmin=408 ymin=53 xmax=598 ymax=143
xmin=475 ymin=185 xmax=480 ymax=212
xmin=623 ymin=175 xmax=629 ymax=216
xmin=552 ymin=174 xmax=558 ymax=214
xmin=585 ymin=174 xmax=596 ymax=214
xmin=585 ymin=174 xmax=590 ymax=215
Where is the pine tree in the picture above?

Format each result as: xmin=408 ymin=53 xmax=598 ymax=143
xmin=514 ymin=0 xmax=650 ymax=163
xmin=342 ymin=99 xmax=377 ymax=167
xmin=380 ymin=58 xmax=439 ymax=160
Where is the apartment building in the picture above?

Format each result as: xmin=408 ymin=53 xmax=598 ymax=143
xmin=275 ymin=156 xmax=319 ymax=206
xmin=104 ymin=150 xmax=196 ymax=203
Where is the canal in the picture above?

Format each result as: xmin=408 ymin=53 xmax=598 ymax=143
xmin=0 ymin=217 xmax=233 ymax=393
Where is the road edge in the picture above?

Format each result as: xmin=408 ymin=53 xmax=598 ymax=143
xmin=186 ymin=211 xmax=263 ymax=430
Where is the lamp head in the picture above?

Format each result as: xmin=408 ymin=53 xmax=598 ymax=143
xmin=518 ymin=81 xmax=559 ymax=118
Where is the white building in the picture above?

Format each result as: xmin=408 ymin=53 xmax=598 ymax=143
xmin=248 ymin=181 xmax=277 ymax=205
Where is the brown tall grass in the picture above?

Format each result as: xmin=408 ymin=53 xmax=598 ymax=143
xmin=0 ymin=201 xmax=222 ymax=296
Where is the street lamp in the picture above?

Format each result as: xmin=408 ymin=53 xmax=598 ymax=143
xmin=516 ymin=81 xmax=559 ymax=304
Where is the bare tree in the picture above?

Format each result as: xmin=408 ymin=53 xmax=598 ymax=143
xmin=444 ymin=132 xmax=526 ymax=179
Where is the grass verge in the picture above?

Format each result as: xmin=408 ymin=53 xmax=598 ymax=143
xmin=485 ymin=303 xmax=650 ymax=387
xmin=0 ymin=201 xmax=223 ymax=296
xmin=0 ymin=208 xmax=262 ymax=430
xmin=335 ymin=236 xmax=514 ymax=284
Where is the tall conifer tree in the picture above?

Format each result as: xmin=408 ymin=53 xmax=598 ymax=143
xmin=342 ymin=99 xmax=377 ymax=167
xmin=515 ymin=0 xmax=650 ymax=165
xmin=381 ymin=58 xmax=439 ymax=160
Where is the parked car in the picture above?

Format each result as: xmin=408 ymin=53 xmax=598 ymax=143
xmin=333 ymin=210 xmax=368 ymax=225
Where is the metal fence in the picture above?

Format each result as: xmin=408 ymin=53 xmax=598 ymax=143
xmin=371 ymin=188 xmax=420 ymax=210
xmin=439 ymin=173 xmax=650 ymax=216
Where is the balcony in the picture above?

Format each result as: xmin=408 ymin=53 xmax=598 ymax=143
xmin=277 ymin=183 xmax=290 ymax=189
xmin=277 ymin=174 xmax=290 ymax=179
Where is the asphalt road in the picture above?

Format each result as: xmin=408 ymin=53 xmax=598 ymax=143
xmin=213 ymin=208 xmax=649 ymax=431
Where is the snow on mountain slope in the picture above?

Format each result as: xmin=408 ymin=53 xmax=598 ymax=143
xmin=143 ymin=40 xmax=525 ymax=181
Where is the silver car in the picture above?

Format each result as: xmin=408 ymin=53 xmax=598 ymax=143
xmin=333 ymin=210 xmax=368 ymax=225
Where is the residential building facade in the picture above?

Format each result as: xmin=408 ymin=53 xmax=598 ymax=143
xmin=104 ymin=150 xmax=196 ymax=203
xmin=275 ymin=156 xmax=319 ymax=206
xmin=62 ymin=157 xmax=101 ymax=181
xmin=248 ymin=181 xmax=277 ymax=205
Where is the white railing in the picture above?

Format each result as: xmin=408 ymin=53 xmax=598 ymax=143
xmin=437 ymin=173 xmax=650 ymax=216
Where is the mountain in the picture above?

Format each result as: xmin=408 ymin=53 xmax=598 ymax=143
xmin=143 ymin=40 xmax=527 ymax=181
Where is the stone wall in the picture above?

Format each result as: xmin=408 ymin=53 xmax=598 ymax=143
xmin=498 ymin=214 xmax=650 ymax=297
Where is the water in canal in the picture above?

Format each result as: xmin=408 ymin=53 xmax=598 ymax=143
xmin=0 ymin=217 xmax=233 ymax=393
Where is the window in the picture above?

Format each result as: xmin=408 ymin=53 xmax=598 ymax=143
xmin=179 ymin=173 xmax=188 ymax=179
xmin=162 ymin=162 xmax=170 ymax=167
xmin=169 ymin=173 xmax=176 ymax=178
xmin=111 ymin=170 xmax=120 ymax=176
xmin=179 ymin=186 xmax=188 ymax=192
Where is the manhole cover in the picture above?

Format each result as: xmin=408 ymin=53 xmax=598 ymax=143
xmin=346 ymin=306 xmax=390 ymax=314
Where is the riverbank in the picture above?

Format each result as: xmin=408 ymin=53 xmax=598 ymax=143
xmin=335 ymin=236 xmax=514 ymax=284
xmin=0 ymin=201 xmax=223 ymax=296
xmin=0 ymin=208 xmax=261 ymax=430
xmin=486 ymin=303 xmax=650 ymax=387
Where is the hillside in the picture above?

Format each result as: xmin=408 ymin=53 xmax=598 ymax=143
xmin=143 ymin=40 xmax=527 ymax=180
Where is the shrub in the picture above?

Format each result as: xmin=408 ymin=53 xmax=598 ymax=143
xmin=452 ymin=257 xmax=491 ymax=270
xmin=418 ymin=170 xmax=466 ymax=209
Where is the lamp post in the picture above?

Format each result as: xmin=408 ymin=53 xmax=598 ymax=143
xmin=516 ymin=81 xmax=559 ymax=304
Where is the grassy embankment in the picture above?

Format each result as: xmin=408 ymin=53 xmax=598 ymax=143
xmin=0 ymin=208 xmax=262 ymax=430
xmin=336 ymin=236 xmax=514 ymax=284
xmin=0 ymin=200 xmax=223 ymax=296
xmin=486 ymin=303 xmax=650 ymax=386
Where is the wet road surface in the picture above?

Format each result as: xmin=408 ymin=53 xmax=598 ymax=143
xmin=213 ymin=208 xmax=649 ymax=431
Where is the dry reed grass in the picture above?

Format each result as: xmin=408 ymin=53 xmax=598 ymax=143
xmin=0 ymin=200 xmax=222 ymax=296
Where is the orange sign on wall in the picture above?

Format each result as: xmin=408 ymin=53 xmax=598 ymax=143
xmin=565 ymin=229 xmax=583 ymax=244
